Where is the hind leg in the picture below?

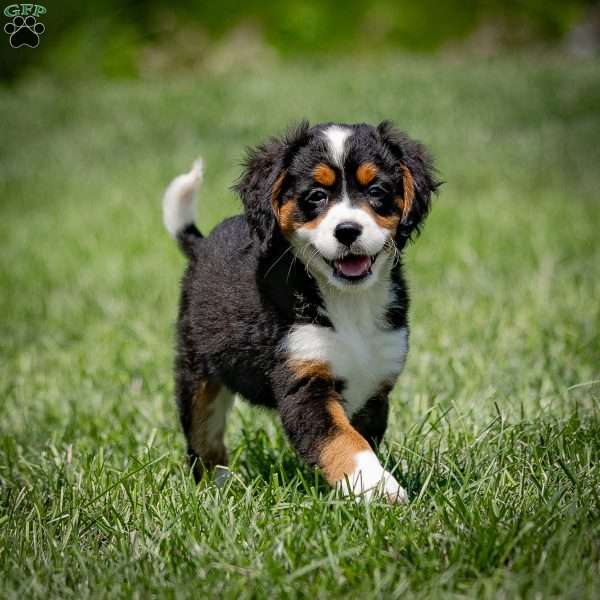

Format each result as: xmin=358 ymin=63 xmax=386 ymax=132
xmin=176 ymin=374 xmax=234 ymax=482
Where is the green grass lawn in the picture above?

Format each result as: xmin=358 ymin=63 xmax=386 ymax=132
xmin=1 ymin=55 xmax=599 ymax=598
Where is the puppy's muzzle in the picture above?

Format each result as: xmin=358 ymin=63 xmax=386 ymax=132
xmin=334 ymin=221 xmax=363 ymax=247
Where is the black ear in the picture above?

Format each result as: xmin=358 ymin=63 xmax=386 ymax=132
xmin=377 ymin=120 xmax=440 ymax=246
xmin=234 ymin=121 xmax=310 ymax=255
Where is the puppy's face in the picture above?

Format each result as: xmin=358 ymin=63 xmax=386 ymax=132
xmin=236 ymin=121 xmax=438 ymax=290
xmin=273 ymin=125 xmax=417 ymax=289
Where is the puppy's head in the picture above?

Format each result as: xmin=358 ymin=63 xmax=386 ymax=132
xmin=236 ymin=121 xmax=439 ymax=289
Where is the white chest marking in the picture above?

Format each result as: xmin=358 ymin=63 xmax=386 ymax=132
xmin=287 ymin=281 xmax=408 ymax=418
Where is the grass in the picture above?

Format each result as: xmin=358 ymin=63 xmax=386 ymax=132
xmin=1 ymin=54 xmax=599 ymax=598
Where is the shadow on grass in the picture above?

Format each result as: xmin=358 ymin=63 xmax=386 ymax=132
xmin=229 ymin=426 xmax=331 ymax=496
xmin=229 ymin=424 xmax=438 ymax=501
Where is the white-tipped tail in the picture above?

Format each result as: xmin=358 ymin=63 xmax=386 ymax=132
xmin=162 ymin=158 xmax=204 ymax=238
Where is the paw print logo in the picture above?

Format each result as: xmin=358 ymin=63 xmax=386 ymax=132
xmin=4 ymin=15 xmax=45 ymax=48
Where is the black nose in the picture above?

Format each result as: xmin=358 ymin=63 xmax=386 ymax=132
xmin=334 ymin=221 xmax=363 ymax=247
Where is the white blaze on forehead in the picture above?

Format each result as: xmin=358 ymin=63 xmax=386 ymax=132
xmin=323 ymin=125 xmax=351 ymax=167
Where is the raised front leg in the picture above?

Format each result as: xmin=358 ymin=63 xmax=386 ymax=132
xmin=277 ymin=361 xmax=407 ymax=504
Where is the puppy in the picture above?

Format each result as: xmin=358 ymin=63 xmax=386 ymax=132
xmin=163 ymin=121 xmax=438 ymax=503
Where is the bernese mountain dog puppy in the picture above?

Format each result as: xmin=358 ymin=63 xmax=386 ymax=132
xmin=163 ymin=121 xmax=439 ymax=503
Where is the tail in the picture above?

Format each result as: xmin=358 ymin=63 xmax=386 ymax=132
xmin=162 ymin=158 xmax=204 ymax=259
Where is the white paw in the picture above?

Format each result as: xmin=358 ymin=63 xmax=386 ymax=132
xmin=339 ymin=450 xmax=408 ymax=505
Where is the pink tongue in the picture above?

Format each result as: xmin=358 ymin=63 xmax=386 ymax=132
xmin=335 ymin=255 xmax=372 ymax=277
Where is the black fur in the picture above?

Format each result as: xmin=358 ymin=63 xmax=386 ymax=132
xmin=176 ymin=223 xmax=203 ymax=259
xmin=234 ymin=121 xmax=311 ymax=255
xmin=351 ymin=387 xmax=391 ymax=449
xmin=170 ymin=121 xmax=438 ymax=484
xmin=376 ymin=120 xmax=441 ymax=248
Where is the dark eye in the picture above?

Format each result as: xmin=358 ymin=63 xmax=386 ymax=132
xmin=367 ymin=185 xmax=388 ymax=199
xmin=306 ymin=189 xmax=328 ymax=205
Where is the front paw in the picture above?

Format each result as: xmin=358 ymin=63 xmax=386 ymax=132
xmin=373 ymin=469 xmax=408 ymax=504
xmin=339 ymin=450 xmax=408 ymax=505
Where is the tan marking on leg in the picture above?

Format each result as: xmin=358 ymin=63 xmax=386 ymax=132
xmin=320 ymin=399 xmax=371 ymax=485
xmin=313 ymin=163 xmax=336 ymax=186
xmin=286 ymin=359 xmax=371 ymax=485
xmin=190 ymin=379 xmax=230 ymax=471
xmin=356 ymin=162 xmax=378 ymax=186
xmin=287 ymin=359 xmax=333 ymax=381
xmin=399 ymin=164 xmax=415 ymax=221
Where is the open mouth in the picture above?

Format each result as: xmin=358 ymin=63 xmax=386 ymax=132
xmin=326 ymin=253 xmax=378 ymax=282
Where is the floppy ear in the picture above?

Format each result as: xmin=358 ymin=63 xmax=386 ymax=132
xmin=234 ymin=121 xmax=310 ymax=255
xmin=377 ymin=120 xmax=440 ymax=246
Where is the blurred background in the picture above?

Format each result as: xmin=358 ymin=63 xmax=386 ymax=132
xmin=1 ymin=0 xmax=600 ymax=81
xmin=1 ymin=0 xmax=598 ymax=437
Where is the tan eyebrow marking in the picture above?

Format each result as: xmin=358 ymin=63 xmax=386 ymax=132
xmin=399 ymin=164 xmax=415 ymax=221
xmin=356 ymin=162 xmax=378 ymax=186
xmin=313 ymin=163 xmax=336 ymax=186
xmin=277 ymin=198 xmax=299 ymax=235
xmin=270 ymin=171 xmax=287 ymax=220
